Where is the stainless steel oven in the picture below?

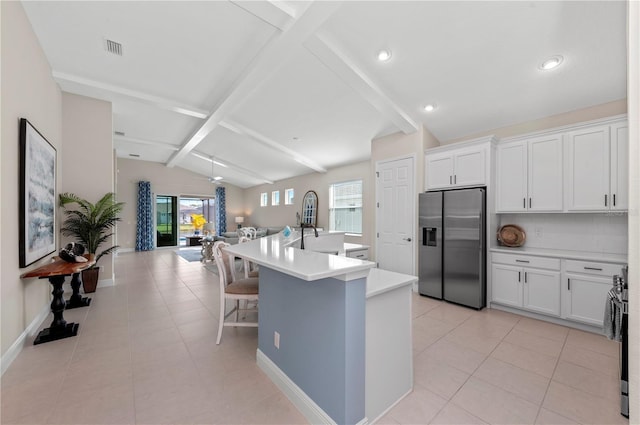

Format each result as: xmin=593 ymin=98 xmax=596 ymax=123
xmin=614 ymin=266 xmax=629 ymax=418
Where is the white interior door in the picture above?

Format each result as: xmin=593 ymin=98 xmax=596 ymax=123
xmin=376 ymin=157 xmax=415 ymax=275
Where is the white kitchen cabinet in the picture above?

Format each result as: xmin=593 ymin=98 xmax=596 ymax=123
xmin=425 ymin=145 xmax=485 ymax=190
xmin=346 ymin=247 xmax=369 ymax=260
xmin=565 ymin=121 xmax=628 ymax=212
xmin=610 ymin=122 xmax=628 ymax=211
xmin=491 ymin=253 xmax=561 ymax=317
xmin=522 ymin=269 xmax=561 ymax=316
xmin=496 ymin=134 xmax=563 ymax=212
xmin=562 ymin=260 xmax=625 ymax=327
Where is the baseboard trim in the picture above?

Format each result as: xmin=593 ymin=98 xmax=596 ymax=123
xmin=490 ymin=303 xmax=604 ymax=334
xmin=97 ymin=278 xmax=114 ymax=288
xmin=257 ymin=349 xmax=356 ymax=425
xmin=1 ymin=303 xmax=50 ymax=376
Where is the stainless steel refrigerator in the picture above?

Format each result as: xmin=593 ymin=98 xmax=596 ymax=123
xmin=418 ymin=188 xmax=486 ymax=309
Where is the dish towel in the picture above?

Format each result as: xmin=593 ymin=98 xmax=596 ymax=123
xmin=604 ymin=288 xmax=623 ymax=342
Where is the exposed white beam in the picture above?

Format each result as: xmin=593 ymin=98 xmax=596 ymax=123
xmin=230 ymin=0 xmax=296 ymax=31
xmin=166 ymin=1 xmax=342 ymax=168
xmin=191 ymin=151 xmax=274 ymax=185
xmin=304 ymin=32 xmax=419 ymax=134
xmin=53 ymin=71 xmax=209 ymax=119
xmin=219 ymin=120 xmax=327 ymax=173
xmin=114 ymin=135 xmax=179 ymax=151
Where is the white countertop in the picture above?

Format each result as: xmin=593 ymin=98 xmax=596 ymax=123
xmin=366 ymin=268 xmax=416 ymax=299
xmin=223 ymin=234 xmax=375 ymax=282
xmin=344 ymin=243 xmax=369 ymax=253
xmin=490 ymin=246 xmax=627 ymax=264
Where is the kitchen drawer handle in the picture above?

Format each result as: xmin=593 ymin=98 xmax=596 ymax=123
xmin=584 ymin=266 xmax=603 ymax=271
xmin=515 ymin=259 xmax=530 ymax=263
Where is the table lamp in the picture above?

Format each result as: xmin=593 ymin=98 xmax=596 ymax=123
xmin=235 ymin=216 xmax=244 ymax=229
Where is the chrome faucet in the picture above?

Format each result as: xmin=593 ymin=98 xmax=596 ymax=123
xmin=299 ymin=223 xmax=318 ymax=250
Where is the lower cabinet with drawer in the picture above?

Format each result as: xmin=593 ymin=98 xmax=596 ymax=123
xmin=491 ymin=253 xmax=561 ymax=317
xmin=562 ymin=260 xmax=624 ymax=327
xmin=346 ymin=247 xmax=369 ymax=261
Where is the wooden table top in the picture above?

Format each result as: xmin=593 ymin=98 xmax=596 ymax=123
xmin=21 ymin=254 xmax=96 ymax=279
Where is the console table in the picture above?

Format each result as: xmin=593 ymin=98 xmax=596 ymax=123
xmin=186 ymin=236 xmax=202 ymax=246
xmin=21 ymin=255 xmax=95 ymax=345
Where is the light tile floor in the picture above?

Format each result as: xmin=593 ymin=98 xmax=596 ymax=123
xmin=1 ymin=249 xmax=628 ymax=424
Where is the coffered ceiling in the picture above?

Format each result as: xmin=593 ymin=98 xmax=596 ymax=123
xmin=22 ymin=1 xmax=627 ymax=188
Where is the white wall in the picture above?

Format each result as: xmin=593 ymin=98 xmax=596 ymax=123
xmin=1 ymin=1 xmax=62 ymax=357
xmin=61 ymin=93 xmax=115 ymax=282
xmin=498 ymin=213 xmax=628 ymax=255
xmin=626 ymin=1 xmax=639 ymax=422
xmin=115 ymin=158 xmax=244 ymax=250
xmin=444 ymin=99 xmax=628 ymax=145
xmin=243 ymin=161 xmax=372 ymax=247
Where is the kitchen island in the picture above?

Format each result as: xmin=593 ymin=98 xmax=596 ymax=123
xmin=224 ymin=233 xmax=415 ymax=425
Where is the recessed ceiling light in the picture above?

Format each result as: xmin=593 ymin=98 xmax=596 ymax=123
xmin=423 ymin=104 xmax=437 ymax=112
xmin=213 ymin=176 xmax=223 ymax=181
xmin=377 ymin=49 xmax=392 ymax=62
xmin=540 ymin=55 xmax=563 ymax=70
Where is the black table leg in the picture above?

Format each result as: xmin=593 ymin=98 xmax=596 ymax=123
xmin=34 ymin=275 xmax=79 ymax=345
xmin=65 ymin=272 xmax=91 ymax=309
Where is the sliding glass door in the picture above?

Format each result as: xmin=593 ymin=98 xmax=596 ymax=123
xmin=156 ymin=195 xmax=177 ymax=247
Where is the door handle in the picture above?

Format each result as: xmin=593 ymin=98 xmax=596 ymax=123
xmin=529 ymin=198 xmax=532 ymax=209
xmin=605 ymin=194 xmax=608 ymax=207
xmin=567 ymin=278 xmax=571 ymax=290
xmin=613 ymin=194 xmax=616 ymax=206
xmin=449 ymin=175 xmax=452 ymax=185
xmin=403 ymin=237 xmax=412 ymax=242
xmin=524 ymin=272 xmax=527 ymax=283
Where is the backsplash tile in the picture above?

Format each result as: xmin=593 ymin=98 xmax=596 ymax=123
xmin=497 ymin=213 xmax=628 ymax=255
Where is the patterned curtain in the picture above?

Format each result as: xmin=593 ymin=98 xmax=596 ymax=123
xmin=215 ymin=186 xmax=226 ymax=236
xmin=136 ymin=181 xmax=154 ymax=251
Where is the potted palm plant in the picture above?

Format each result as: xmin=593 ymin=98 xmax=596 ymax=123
xmin=59 ymin=192 xmax=124 ymax=293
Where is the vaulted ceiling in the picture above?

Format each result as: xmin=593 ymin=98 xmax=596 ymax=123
xmin=22 ymin=1 xmax=627 ymax=188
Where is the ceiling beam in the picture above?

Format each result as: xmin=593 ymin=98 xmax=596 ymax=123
xmin=219 ymin=120 xmax=327 ymax=173
xmin=165 ymin=1 xmax=342 ymax=168
xmin=230 ymin=0 xmax=296 ymax=31
xmin=52 ymin=71 xmax=209 ymax=119
xmin=191 ymin=151 xmax=274 ymax=185
xmin=304 ymin=32 xmax=419 ymax=134
xmin=114 ymin=135 xmax=179 ymax=151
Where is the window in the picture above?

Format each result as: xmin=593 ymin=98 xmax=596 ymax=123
xmin=271 ymin=190 xmax=280 ymax=206
xmin=284 ymin=188 xmax=295 ymax=205
xmin=329 ymin=180 xmax=362 ymax=235
xmin=260 ymin=192 xmax=268 ymax=207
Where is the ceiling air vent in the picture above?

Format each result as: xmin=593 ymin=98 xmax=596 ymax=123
xmin=104 ymin=38 xmax=123 ymax=56
xmin=114 ymin=131 xmax=125 ymax=136
xmin=129 ymin=154 xmax=140 ymax=158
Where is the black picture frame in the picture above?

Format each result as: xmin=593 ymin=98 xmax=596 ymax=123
xmin=19 ymin=118 xmax=57 ymax=268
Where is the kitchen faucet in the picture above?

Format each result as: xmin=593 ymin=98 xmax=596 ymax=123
xmin=299 ymin=223 xmax=318 ymax=250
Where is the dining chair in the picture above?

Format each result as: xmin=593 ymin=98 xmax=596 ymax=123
xmin=212 ymin=241 xmax=259 ymax=344
xmin=237 ymin=236 xmax=259 ymax=279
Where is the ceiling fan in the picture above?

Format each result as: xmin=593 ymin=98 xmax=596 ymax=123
xmin=200 ymin=155 xmax=223 ymax=185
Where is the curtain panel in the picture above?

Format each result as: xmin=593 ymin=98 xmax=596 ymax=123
xmin=136 ymin=181 xmax=154 ymax=251
xmin=215 ymin=186 xmax=226 ymax=236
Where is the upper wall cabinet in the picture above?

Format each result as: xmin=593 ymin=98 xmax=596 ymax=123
xmin=496 ymin=134 xmax=563 ymax=213
xmin=565 ymin=120 xmax=628 ymax=212
xmin=425 ymin=140 xmax=492 ymax=190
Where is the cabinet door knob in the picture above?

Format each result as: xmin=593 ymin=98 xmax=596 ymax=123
xmin=403 ymin=237 xmax=412 ymax=242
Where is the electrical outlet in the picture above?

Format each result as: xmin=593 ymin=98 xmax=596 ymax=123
xmin=535 ymin=227 xmax=543 ymax=237
xmin=274 ymin=331 xmax=280 ymax=349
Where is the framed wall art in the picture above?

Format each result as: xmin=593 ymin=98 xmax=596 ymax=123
xmin=19 ymin=118 xmax=57 ymax=267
